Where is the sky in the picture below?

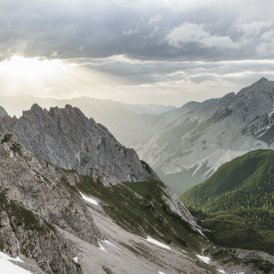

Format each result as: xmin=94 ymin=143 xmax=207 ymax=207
xmin=1 ymin=0 xmax=274 ymax=106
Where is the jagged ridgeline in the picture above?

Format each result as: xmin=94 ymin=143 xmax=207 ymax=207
xmin=0 ymin=106 xmax=209 ymax=274
xmin=1 ymin=104 xmax=159 ymax=185
xmin=182 ymin=150 xmax=274 ymax=255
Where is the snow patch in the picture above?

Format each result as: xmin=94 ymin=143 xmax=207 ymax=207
xmin=0 ymin=253 xmax=23 ymax=263
xmin=0 ymin=252 xmax=31 ymax=274
xmin=257 ymin=131 xmax=265 ymax=138
xmin=158 ymin=271 xmax=166 ymax=274
xmin=103 ymin=240 xmax=121 ymax=250
xmin=73 ymin=256 xmax=79 ymax=264
xmin=98 ymin=242 xmax=107 ymax=252
xmin=256 ymin=109 xmax=274 ymax=138
xmin=203 ymin=149 xmax=246 ymax=177
xmin=75 ymin=151 xmax=81 ymax=165
xmin=218 ymin=270 xmax=226 ymax=274
xmin=192 ymin=162 xmax=203 ymax=176
xmin=80 ymin=193 xmax=99 ymax=206
xmin=165 ymin=149 xmax=246 ymax=178
xmin=145 ymin=236 xmax=171 ymax=250
xmin=196 ymin=254 xmax=210 ymax=264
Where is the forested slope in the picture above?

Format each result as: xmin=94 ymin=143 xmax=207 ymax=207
xmin=182 ymin=150 xmax=274 ymax=254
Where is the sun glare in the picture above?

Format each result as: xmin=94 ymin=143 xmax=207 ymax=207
xmin=0 ymin=55 xmax=66 ymax=77
xmin=0 ymin=55 xmax=72 ymax=96
xmin=0 ymin=55 xmax=120 ymax=98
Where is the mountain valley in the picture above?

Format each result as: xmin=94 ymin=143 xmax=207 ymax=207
xmin=0 ymin=104 xmax=273 ymax=273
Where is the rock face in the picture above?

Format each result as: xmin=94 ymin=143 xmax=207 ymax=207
xmin=0 ymin=106 xmax=8 ymax=118
xmin=0 ymin=126 xmax=99 ymax=273
xmin=136 ymin=78 xmax=274 ymax=193
xmin=2 ymin=104 xmax=158 ymax=185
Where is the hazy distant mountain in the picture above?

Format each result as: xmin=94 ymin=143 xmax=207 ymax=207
xmin=124 ymin=103 xmax=176 ymax=115
xmin=0 ymin=96 xmax=175 ymax=146
xmin=136 ymin=78 xmax=274 ymax=194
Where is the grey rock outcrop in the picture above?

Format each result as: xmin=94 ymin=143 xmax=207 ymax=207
xmin=0 ymin=106 xmax=8 ymax=118
xmin=0 ymin=127 xmax=100 ymax=273
xmin=2 ymin=104 xmax=158 ymax=185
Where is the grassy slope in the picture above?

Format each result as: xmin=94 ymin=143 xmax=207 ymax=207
xmin=77 ymin=177 xmax=203 ymax=252
xmin=181 ymin=149 xmax=274 ymax=255
xmin=0 ymin=188 xmax=54 ymax=236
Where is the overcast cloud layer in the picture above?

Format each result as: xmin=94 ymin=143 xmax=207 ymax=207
xmin=0 ymin=0 xmax=274 ymax=106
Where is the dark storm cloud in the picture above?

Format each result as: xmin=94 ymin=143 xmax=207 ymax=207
xmin=1 ymin=0 xmax=274 ymax=61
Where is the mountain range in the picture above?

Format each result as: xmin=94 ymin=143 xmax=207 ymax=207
xmin=2 ymin=78 xmax=274 ymax=195
xmin=135 ymin=77 xmax=274 ymax=194
xmin=1 ymin=104 xmax=158 ymax=185
xmin=0 ymin=104 xmax=273 ymax=273
xmin=0 ymin=96 xmax=175 ymax=146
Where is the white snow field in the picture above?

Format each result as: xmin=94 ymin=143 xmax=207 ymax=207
xmin=196 ymin=254 xmax=211 ymax=264
xmin=0 ymin=252 xmax=31 ymax=274
xmin=104 ymin=240 xmax=121 ymax=250
xmin=145 ymin=236 xmax=171 ymax=250
xmin=98 ymin=242 xmax=107 ymax=252
xmin=80 ymin=192 xmax=99 ymax=205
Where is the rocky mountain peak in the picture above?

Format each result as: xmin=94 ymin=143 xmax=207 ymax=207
xmin=2 ymin=104 xmax=158 ymax=185
xmin=255 ymin=77 xmax=269 ymax=84
xmin=0 ymin=106 xmax=8 ymax=118
xmin=30 ymin=103 xmax=43 ymax=111
xmin=250 ymin=77 xmax=273 ymax=90
xmin=238 ymin=77 xmax=273 ymax=96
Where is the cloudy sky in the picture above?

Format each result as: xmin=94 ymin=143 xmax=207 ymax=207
xmin=1 ymin=0 xmax=274 ymax=106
